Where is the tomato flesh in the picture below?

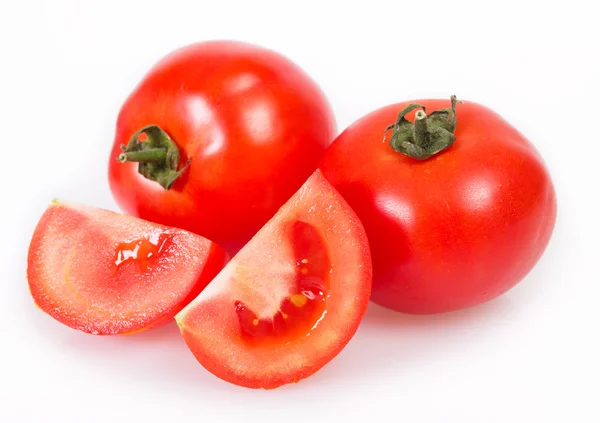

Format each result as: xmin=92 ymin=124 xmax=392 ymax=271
xmin=113 ymin=233 xmax=171 ymax=268
xmin=233 ymin=220 xmax=330 ymax=344
xmin=27 ymin=202 xmax=227 ymax=335
xmin=175 ymin=170 xmax=372 ymax=389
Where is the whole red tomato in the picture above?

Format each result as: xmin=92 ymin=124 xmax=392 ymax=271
xmin=109 ymin=41 xmax=336 ymax=252
xmin=320 ymin=96 xmax=557 ymax=314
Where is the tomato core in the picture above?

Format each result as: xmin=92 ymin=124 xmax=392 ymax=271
xmin=233 ymin=220 xmax=330 ymax=344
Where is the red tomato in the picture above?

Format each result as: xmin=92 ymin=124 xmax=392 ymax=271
xmin=108 ymin=41 xmax=336 ymax=253
xmin=27 ymin=201 xmax=227 ymax=335
xmin=176 ymin=171 xmax=372 ymax=389
xmin=320 ymin=97 xmax=556 ymax=314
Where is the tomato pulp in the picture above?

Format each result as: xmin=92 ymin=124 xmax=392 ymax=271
xmin=320 ymin=97 xmax=556 ymax=314
xmin=176 ymin=171 xmax=372 ymax=389
xmin=109 ymin=41 xmax=336 ymax=253
xmin=27 ymin=201 xmax=227 ymax=334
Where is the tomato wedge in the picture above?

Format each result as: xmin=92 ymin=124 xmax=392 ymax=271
xmin=175 ymin=171 xmax=372 ymax=389
xmin=27 ymin=201 xmax=227 ymax=335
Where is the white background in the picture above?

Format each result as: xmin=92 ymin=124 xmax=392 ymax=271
xmin=1 ymin=1 xmax=598 ymax=422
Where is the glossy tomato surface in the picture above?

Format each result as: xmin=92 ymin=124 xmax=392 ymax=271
xmin=27 ymin=201 xmax=227 ymax=334
xmin=175 ymin=170 xmax=372 ymax=389
xmin=320 ymin=99 xmax=557 ymax=314
xmin=109 ymin=41 xmax=336 ymax=253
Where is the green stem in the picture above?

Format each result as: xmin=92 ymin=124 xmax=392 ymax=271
xmin=117 ymin=148 xmax=167 ymax=164
xmin=383 ymin=95 xmax=459 ymax=160
xmin=117 ymin=125 xmax=190 ymax=190
xmin=412 ymin=110 xmax=429 ymax=148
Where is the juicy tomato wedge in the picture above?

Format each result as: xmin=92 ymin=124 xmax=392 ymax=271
xmin=27 ymin=201 xmax=227 ymax=335
xmin=175 ymin=170 xmax=372 ymax=389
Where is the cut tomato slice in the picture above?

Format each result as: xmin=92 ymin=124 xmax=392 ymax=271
xmin=175 ymin=170 xmax=372 ymax=389
xmin=27 ymin=201 xmax=227 ymax=335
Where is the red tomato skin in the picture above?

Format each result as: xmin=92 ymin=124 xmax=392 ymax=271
xmin=108 ymin=41 xmax=336 ymax=253
xmin=320 ymin=99 xmax=557 ymax=314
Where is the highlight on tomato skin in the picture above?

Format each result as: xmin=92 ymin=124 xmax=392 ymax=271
xmin=27 ymin=200 xmax=228 ymax=335
xmin=175 ymin=170 xmax=372 ymax=389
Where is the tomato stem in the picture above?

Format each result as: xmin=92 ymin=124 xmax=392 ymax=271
xmin=383 ymin=95 xmax=459 ymax=160
xmin=117 ymin=125 xmax=190 ymax=190
xmin=118 ymin=148 xmax=167 ymax=164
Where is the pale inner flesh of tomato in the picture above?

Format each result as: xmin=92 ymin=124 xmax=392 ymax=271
xmin=185 ymin=220 xmax=331 ymax=344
